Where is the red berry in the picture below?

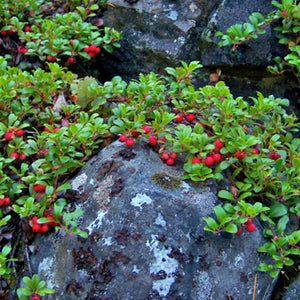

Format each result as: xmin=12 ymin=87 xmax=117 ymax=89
xmin=251 ymin=148 xmax=259 ymax=155
xmin=158 ymin=137 xmax=166 ymax=145
xmin=245 ymin=218 xmax=253 ymax=226
xmin=131 ymin=131 xmax=141 ymax=137
xmin=175 ymin=114 xmax=184 ymax=123
xmin=212 ymin=153 xmax=222 ymax=163
xmin=45 ymin=216 xmax=58 ymax=226
xmin=22 ymin=48 xmax=28 ymax=54
xmin=31 ymin=295 xmax=41 ymax=300
xmin=32 ymin=216 xmax=39 ymax=224
xmin=0 ymin=198 xmax=4 ymax=206
xmin=4 ymin=132 xmax=15 ymax=141
xmin=19 ymin=153 xmax=26 ymax=160
xmin=24 ymin=25 xmax=32 ymax=32
xmin=215 ymin=139 xmax=224 ymax=150
xmin=192 ymin=157 xmax=201 ymax=164
xmin=125 ymin=139 xmax=135 ymax=147
xmin=84 ymin=47 xmax=90 ymax=53
xmin=170 ymin=152 xmax=178 ymax=160
xmin=44 ymin=126 xmax=51 ymax=132
xmin=33 ymin=184 xmax=46 ymax=193
xmin=44 ymin=148 xmax=49 ymax=154
xmin=16 ymin=129 xmax=25 ymax=137
xmin=41 ymin=224 xmax=49 ymax=233
xmin=119 ymin=134 xmax=127 ymax=142
xmin=142 ymin=125 xmax=151 ymax=134
xmin=148 ymin=136 xmax=157 ymax=146
xmin=166 ymin=158 xmax=175 ymax=166
xmin=161 ymin=153 xmax=169 ymax=161
xmin=67 ymin=57 xmax=76 ymax=64
xmin=1 ymin=30 xmax=7 ymax=36
xmin=235 ymin=150 xmax=246 ymax=160
xmin=89 ymin=44 xmax=97 ymax=53
xmin=32 ymin=223 xmax=42 ymax=233
xmin=95 ymin=47 xmax=101 ymax=54
xmin=53 ymin=127 xmax=60 ymax=133
xmin=204 ymin=156 xmax=214 ymax=167
xmin=186 ymin=113 xmax=195 ymax=123
xmin=10 ymin=152 xmax=19 ymax=159
xmin=235 ymin=228 xmax=242 ymax=235
xmin=246 ymin=223 xmax=256 ymax=233
xmin=3 ymin=197 xmax=10 ymax=206
xmin=89 ymin=52 xmax=95 ymax=58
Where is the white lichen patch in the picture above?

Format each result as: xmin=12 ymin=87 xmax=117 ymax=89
xmin=146 ymin=235 xmax=179 ymax=297
xmin=167 ymin=10 xmax=178 ymax=20
xmin=191 ymin=271 xmax=213 ymax=300
xmin=154 ymin=213 xmax=166 ymax=227
xmin=130 ymin=193 xmax=153 ymax=210
xmin=71 ymin=173 xmax=87 ymax=193
xmin=86 ymin=210 xmax=106 ymax=234
xmin=132 ymin=265 xmax=141 ymax=274
xmin=103 ymin=236 xmax=113 ymax=246
xmin=234 ymin=254 xmax=244 ymax=268
xmin=38 ymin=256 xmax=56 ymax=288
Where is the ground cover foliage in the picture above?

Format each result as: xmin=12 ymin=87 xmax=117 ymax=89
xmin=0 ymin=0 xmax=299 ymax=298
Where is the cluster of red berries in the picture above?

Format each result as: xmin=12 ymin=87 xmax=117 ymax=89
xmin=10 ymin=152 xmax=26 ymax=160
xmin=0 ymin=28 xmax=13 ymax=36
xmin=119 ymin=125 xmax=152 ymax=147
xmin=46 ymin=55 xmax=56 ymax=62
xmin=17 ymin=45 xmax=28 ymax=54
xmin=235 ymin=218 xmax=256 ymax=235
xmin=160 ymin=152 xmax=178 ymax=166
xmin=4 ymin=127 xmax=25 ymax=141
xmin=234 ymin=150 xmax=247 ymax=160
xmin=175 ymin=113 xmax=196 ymax=123
xmin=31 ymin=214 xmax=58 ymax=234
xmin=269 ymin=152 xmax=281 ymax=160
xmin=33 ymin=184 xmax=46 ymax=193
xmin=0 ymin=197 xmax=11 ymax=206
xmin=44 ymin=126 xmax=60 ymax=133
xmin=84 ymin=44 xmax=101 ymax=58
xmin=192 ymin=139 xmax=224 ymax=167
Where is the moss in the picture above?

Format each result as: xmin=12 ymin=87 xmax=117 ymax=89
xmin=151 ymin=172 xmax=182 ymax=190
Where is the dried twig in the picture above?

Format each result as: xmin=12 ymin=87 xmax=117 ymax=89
xmin=252 ymin=273 xmax=258 ymax=300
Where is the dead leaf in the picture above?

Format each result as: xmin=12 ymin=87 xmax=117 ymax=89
xmin=53 ymin=93 xmax=68 ymax=113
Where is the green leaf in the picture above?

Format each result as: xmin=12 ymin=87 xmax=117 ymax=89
xmin=277 ymin=215 xmax=289 ymax=235
xmin=269 ymin=202 xmax=288 ymax=218
xmin=218 ymin=190 xmax=235 ymax=201
xmin=214 ymin=206 xmax=227 ymax=224
xmin=224 ymin=223 xmax=237 ymax=233
xmin=56 ymin=183 xmax=72 ymax=193
xmin=22 ymin=276 xmax=34 ymax=289
xmin=203 ymin=217 xmax=219 ymax=230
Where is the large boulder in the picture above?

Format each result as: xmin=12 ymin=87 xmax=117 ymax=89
xmin=97 ymin=0 xmax=300 ymax=105
xmin=29 ymin=140 xmax=278 ymax=299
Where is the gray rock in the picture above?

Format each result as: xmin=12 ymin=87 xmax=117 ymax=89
xmin=282 ymin=274 xmax=300 ymax=300
xmin=97 ymin=0 xmax=299 ymax=107
xmin=30 ymin=140 xmax=277 ymax=299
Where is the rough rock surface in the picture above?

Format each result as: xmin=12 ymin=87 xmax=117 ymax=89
xmin=29 ymin=140 xmax=277 ymax=299
xmin=282 ymin=274 xmax=300 ymax=300
xmin=98 ymin=0 xmax=300 ymax=105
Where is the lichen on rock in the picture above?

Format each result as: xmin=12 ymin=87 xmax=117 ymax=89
xmin=151 ymin=172 xmax=182 ymax=189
